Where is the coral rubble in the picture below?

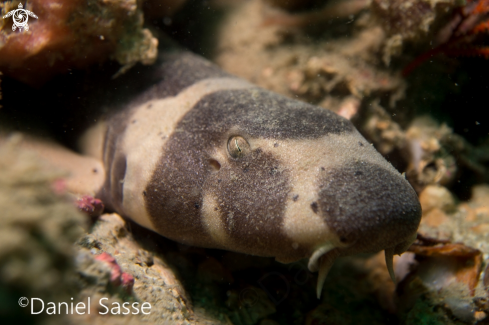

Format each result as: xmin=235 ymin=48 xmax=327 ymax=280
xmin=214 ymin=0 xmax=406 ymax=119
xmin=0 ymin=135 xmax=86 ymax=324
xmin=403 ymin=0 xmax=489 ymax=75
xmin=396 ymin=184 xmax=489 ymax=324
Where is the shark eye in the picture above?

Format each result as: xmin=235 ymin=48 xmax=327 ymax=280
xmin=227 ymin=136 xmax=250 ymax=159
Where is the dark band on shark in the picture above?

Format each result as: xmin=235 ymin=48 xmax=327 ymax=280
xmin=318 ymin=162 xmax=421 ymax=254
xmin=144 ymin=87 xmax=356 ymax=249
xmin=98 ymin=52 xmax=236 ymax=212
xmin=178 ymin=88 xmax=354 ymax=140
xmin=206 ymin=149 xmax=293 ymax=256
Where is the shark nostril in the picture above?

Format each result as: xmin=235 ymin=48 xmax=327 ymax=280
xmin=337 ymin=232 xmax=357 ymax=246
xmin=310 ymin=201 xmax=318 ymax=214
xmin=209 ymin=159 xmax=221 ymax=171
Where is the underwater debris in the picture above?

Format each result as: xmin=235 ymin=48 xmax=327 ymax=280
xmin=408 ymin=235 xmax=483 ymax=294
xmin=419 ymin=184 xmax=456 ymax=213
xmin=404 ymin=116 xmax=489 ymax=192
xmin=398 ymin=235 xmax=485 ymax=323
xmin=417 ymin=184 xmax=489 ymax=254
xmin=289 ymin=54 xmax=404 ymax=104
xmin=361 ymin=101 xmax=406 ymax=155
xmin=396 ymin=184 xmax=489 ymax=323
xmin=0 ymin=0 xmax=158 ymax=85
xmin=332 ymin=95 xmax=361 ymax=120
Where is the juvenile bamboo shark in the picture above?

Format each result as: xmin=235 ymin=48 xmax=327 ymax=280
xmin=19 ymin=49 xmax=422 ymax=298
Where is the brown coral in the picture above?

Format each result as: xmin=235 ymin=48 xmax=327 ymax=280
xmin=371 ymin=0 xmax=460 ymax=65
xmin=391 ymin=235 xmax=485 ymax=322
xmin=408 ymin=236 xmax=483 ymax=294
xmin=0 ymin=0 xmax=158 ymax=85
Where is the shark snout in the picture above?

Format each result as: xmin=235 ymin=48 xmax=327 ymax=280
xmin=318 ymin=161 xmax=421 ymax=254
xmin=310 ymin=161 xmax=421 ymax=298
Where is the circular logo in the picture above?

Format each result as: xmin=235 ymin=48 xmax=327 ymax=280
xmin=13 ymin=10 xmax=28 ymax=26
xmin=18 ymin=297 xmax=29 ymax=307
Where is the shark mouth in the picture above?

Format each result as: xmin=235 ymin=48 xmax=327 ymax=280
xmin=308 ymin=233 xmax=418 ymax=299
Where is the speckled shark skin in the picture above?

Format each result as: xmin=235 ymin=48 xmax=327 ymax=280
xmin=80 ymin=50 xmax=422 ymax=298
